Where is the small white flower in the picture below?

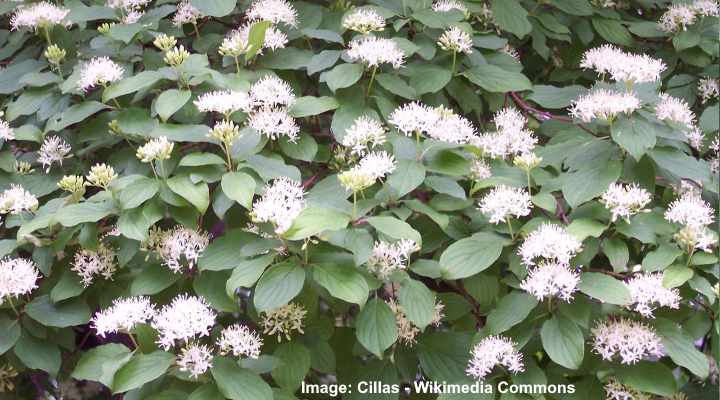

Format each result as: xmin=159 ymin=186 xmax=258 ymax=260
xmin=665 ymin=191 xmax=715 ymax=228
xmin=425 ymin=106 xmax=477 ymax=144
xmin=177 ymin=343 xmax=213 ymax=378
xmin=136 ymin=136 xmax=174 ymax=163
xmin=248 ymin=107 xmax=300 ymax=141
xmin=604 ymin=379 xmax=644 ymax=400
xmin=674 ymin=224 xmax=718 ymax=253
xmin=387 ymin=298 xmax=444 ymax=346
xmin=513 ymin=152 xmax=542 ymax=171
xmin=693 ymin=0 xmax=720 ymax=16
xmin=437 ymin=26 xmax=473 ymax=54
xmin=342 ymin=8 xmax=385 ymax=34
xmin=600 ymin=182 xmax=653 ymax=222
xmin=518 ymin=223 xmax=583 ymax=266
xmin=251 ymin=177 xmax=306 ymax=235
xmin=358 ymin=151 xmax=396 ymax=180
xmin=249 ymin=75 xmax=296 ymax=108
xmin=0 ymin=119 xmax=15 ymax=141
xmin=0 ymin=184 xmax=39 ymax=215
xmin=342 ymin=116 xmax=387 ymax=156
xmin=219 ymin=24 xmax=287 ymax=57
xmin=432 ymin=0 xmax=468 ymax=13
xmin=366 ymin=239 xmax=419 ymax=280
xmin=71 ymin=244 xmax=117 ymax=287
xmin=520 ymin=261 xmax=581 ymax=302
xmin=217 ymin=324 xmax=263 ymax=359
xmin=122 ymin=10 xmax=143 ymax=24
xmin=470 ymin=159 xmax=492 ymax=180
xmin=92 ymin=296 xmax=155 ymax=337
xmin=568 ymin=88 xmax=641 ymax=123
xmin=656 ymin=93 xmax=696 ymax=129
xmin=261 ymin=303 xmax=306 ymax=341
xmin=388 ymin=102 xmax=435 ymax=136
xmin=501 ymin=44 xmax=520 ymax=60
xmin=685 ymin=126 xmax=705 ymax=150
xmin=624 ymin=272 xmax=681 ymax=318
xmin=659 ymin=4 xmax=697 ymax=32
xmin=37 ymin=136 xmax=71 ymax=172
xmin=0 ymin=257 xmax=40 ymax=302
xmin=152 ymin=294 xmax=217 ymax=350
xmin=194 ymin=90 xmax=253 ymax=115
xmin=86 ymin=163 xmax=117 ymax=189
xmin=146 ymin=226 xmax=209 ymax=273
xmin=579 ymin=45 xmax=666 ymax=83
xmin=466 ymin=335 xmax=524 ymax=381
xmin=698 ymin=77 xmax=719 ymax=103
xmin=106 ymin=0 xmax=151 ymax=11
xmin=78 ymin=57 xmax=124 ymax=91
xmin=11 ymin=1 xmax=71 ymax=31
xmin=173 ymin=0 xmax=202 ymax=26
xmin=591 ymin=317 xmax=663 ymax=364
xmin=475 ymin=108 xmax=537 ymax=159
xmin=347 ymin=37 xmax=405 ymax=69
xmin=246 ymin=0 xmax=298 ymax=27
xmin=478 ymin=185 xmax=532 ymax=224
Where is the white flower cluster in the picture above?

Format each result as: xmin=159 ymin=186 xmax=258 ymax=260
xmin=10 ymin=1 xmax=70 ymax=31
xmin=698 ymin=77 xmax=719 ymax=103
xmin=217 ymin=324 xmax=263 ymax=359
xmin=71 ymin=244 xmax=117 ymax=287
xmin=710 ymin=137 xmax=720 ymax=174
xmin=151 ymin=294 xmax=217 ymax=350
xmin=136 ymin=136 xmax=174 ymax=163
xmin=474 ymin=108 xmax=537 ymax=159
xmin=387 ymin=299 xmax=444 ymax=345
xmin=658 ymin=0 xmax=719 ymax=33
xmin=600 ymin=182 xmax=653 ymax=222
xmin=604 ymin=379 xmax=644 ymax=400
xmin=437 ymin=27 xmax=473 ymax=54
xmin=568 ymin=88 xmax=641 ymax=123
xmin=341 ymin=116 xmax=387 ymax=156
xmin=251 ymin=177 xmax=306 ymax=235
xmin=177 ymin=343 xmax=213 ymax=378
xmin=261 ymin=303 xmax=306 ymax=341
xmin=389 ymin=102 xmax=477 ymax=144
xmin=580 ymin=45 xmax=666 ymax=84
xmin=664 ymin=190 xmax=717 ymax=253
xmin=92 ymin=296 xmax=155 ymax=337
xmin=246 ymin=0 xmax=298 ymax=27
xmin=0 ymin=184 xmax=39 ymax=216
xmin=366 ymin=239 xmax=418 ymax=280
xmin=466 ymin=335 xmax=524 ymax=381
xmin=339 ymin=150 xmax=396 ymax=193
xmin=518 ymin=223 xmax=583 ymax=266
xmin=655 ymin=93 xmax=704 ymax=149
xmin=77 ymin=57 xmax=124 ymax=91
xmin=219 ymin=23 xmax=288 ymax=57
xmin=470 ymin=159 xmax=492 ymax=180
xmin=145 ymin=226 xmax=209 ymax=273
xmin=624 ymin=272 xmax=681 ymax=318
xmin=247 ymin=76 xmax=299 ymax=141
xmin=107 ymin=0 xmax=150 ymax=24
xmin=37 ymin=136 xmax=71 ymax=172
xmin=249 ymin=75 xmax=296 ymax=108
xmin=347 ymin=37 xmax=405 ymax=69
xmin=0 ymin=257 xmax=40 ymax=303
xmin=520 ymin=261 xmax=581 ymax=302
xmin=478 ymin=185 xmax=532 ymax=224
xmin=194 ymin=90 xmax=253 ymax=116
xmin=0 ymin=119 xmax=14 ymax=141
xmin=173 ymin=1 xmax=202 ymax=26
xmin=432 ymin=0 xmax=468 ymax=13
xmin=342 ymin=8 xmax=385 ymax=34
xmin=591 ymin=318 xmax=663 ymax=364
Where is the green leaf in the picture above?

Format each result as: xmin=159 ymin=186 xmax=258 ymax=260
xmin=118 ymin=177 xmax=159 ymax=209
xmin=167 ymin=175 xmax=210 ymax=213
xmin=562 ymin=160 xmax=622 ymax=208
xmin=417 ymin=332 xmax=472 ymax=383
xmin=700 ymin=104 xmax=719 ymax=133
xmin=375 ymin=74 xmax=417 ymax=99
xmin=131 ymin=265 xmax=181 ymax=295
xmin=25 ymin=295 xmax=91 ymax=328
xmin=385 ymin=160 xmax=426 ymax=198
xmin=307 ymin=50 xmax=342 ymax=75
xmin=491 ymin=0 xmax=532 ymax=38
xmin=399 ymin=279 xmax=436 ymax=329
xmin=463 ymin=64 xmax=532 ymax=93
xmin=549 ymin=0 xmax=592 ymax=15
xmin=528 ymin=85 xmax=586 ymax=109
xmin=103 ymin=71 xmax=163 ymax=102
xmin=194 ymin=271 xmax=238 ymax=312
xmin=56 ymin=201 xmax=115 ymax=227
xmin=118 ymin=200 xmax=164 ymax=241
xmin=253 ymin=262 xmax=305 ymax=312
xmin=408 ymin=65 xmax=452 ymax=95
xmin=662 ymin=264 xmax=693 ymax=288
xmin=541 ymin=316 xmax=585 ymax=369
xmin=50 ymin=270 xmax=85 ymax=302
xmin=617 ymin=362 xmax=677 ymax=396
xmin=592 ymin=18 xmax=634 ymax=46
xmin=112 ymin=351 xmax=174 ymax=393
xmin=602 ymin=238 xmax=629 ymax=271
xmin=271 ymin=343 xmax=311 ymax=391
xmin=245 ymin=21 xmax=271 ymax=61
xmin=283 ymin=207 xmax=351 ymax=240
xmin=14 ymin=334 xmax=61 ymax=376
xmin=321 ymin=63 xmax=365 ymax=92
xmin=45 ymin=101 xmax=108 ymax=133
xmin=567 ymin=218 xmax=606 ymax=240
xmin=155 ymin=89 xmax=191 ymax=122
xmin=577 ymin=272 xmax=631 ymax=305
xmin=0 ymin=315 xmax=20 ymax=355
xmin=485 ymin=292 xmax=538 ymax=334
xmin=211 ymin=357 xmax=273 ymax=400
xmin=221 ymin=172 xmax=256 ymax=209
xmin=72 ymin=343 xmax=133 ymax=388
xmin=289 ymin=96 xmax=339 ymax=117
xmin=654 ymin=318 xmax=709 ymax=379
xmin=366 ymin=216 xmax=422 ymax=245
xmin=312 ymin=263 xmax=369 ymax=305
xmin=439 ymin=233 xmax=504 ymax=279
xmin=279 ymin=133 xmax=318 ymax=161
xmin=225 ymin=255 xmax=275 ymax=297
xmin=355 ymin=298 xmax=398 ymax=358
xmin=612 ymin=118 xmax=657 ymax=161
xmin=642 ymin=245 xmax=683 ymax=271
xmin=649 ymin=147 xmax=713 ymax=188
xmin=190 ymin=0 xmax=235 ymax=17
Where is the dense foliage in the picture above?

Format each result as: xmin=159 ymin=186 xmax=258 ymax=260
xmin=0 ymin=0 xmax=718 ymax=399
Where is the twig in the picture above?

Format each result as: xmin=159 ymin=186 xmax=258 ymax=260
xmin=509 ymin=91 xmax=596 ymax=135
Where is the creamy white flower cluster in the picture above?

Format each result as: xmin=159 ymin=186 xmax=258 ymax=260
xmin=71 ymin=243 xmax=117 ymax=287
xmin=591 ymin=318 xmax=663 ymax=364
xmin=389 ymin=102 xmax=477 ymax=144
xmin=604 ymin=379 xmax=645 ymax=400
xmin=37 ymin=136 xmax=71 ymax=172
xmin=698 ymin=77 xmax=719 ymax=104
xmin=106 ymin=0 xmax=151 ymax=24
xmin=664 ymin=190 xmax=717 ymax=253
xmin=219 ymin=23 xmax=289 ymax=57
xmin=580 ymin=45 xmax=666 ymax=84
xmin=437 ymin=26 xmax=473 ymax=54
xmin=474 ymin=108 xmax=537 ymax=159
xmin=600 ymin=182 xmax=653 ymax=222
xmin=177 ymin=343 xmax=214 ymax=378
xmin=247 ymin=76 xmax=300 ymax=141
xmin=143 ymin=226 xmax=209 ymax=273
xmin=10 ymin=1 xmax=71 ymax=31
xmin=151 ymin=294 xmax=217 ymax=350
xmin=466 ymin=335 xmax=524 ymax=381
xmin=478 ymin=185 xmax=532 ymax=224
xmin=658 ymin=0 xmax=719 ymax=33
xmin=432 ymin=0 xmax=468 ymax=14
xmin=568 ymin=88 xmax=641 ymax=123
xmin=624 ymin=272 xmax=681 ymax=318
xmin=366 ymin=239 xmax=419 ymax=280
xmin=387 ymin=298 xmax=444 ymax=345
xmin=173 ymin=1 xmax=203 ymax=27
xmin=342 ymin=8 xmax=385 ymax=34
xmin=217 ymin=324 xmax=264 ymax=359
xmin=347 ymin=36 xmax=405 ymax=69
xmin=520 ymin=261 xmax=581 ymax=302
xmin=338 ymin=151 xmax=397 ymax=193
xmin=246 ymin=0 xmax=298 ymax=27
xmin=92 ymin=296 xmax=155 ymax=337
xmin=341 ymin=116 xmax=387 ymax=156
xmin=77 ymin=57 xmax=124 ymax=91
xmin=251 ymin=177 xmax=306 ymax=235
xmin=261 ymin=302 xmax=306 ymax=341
xmin=655 ymin=93 xmax=704 ymax=150
xmin=0 ymin=184 xmax=39 ymax=217
xmin=0 ymin=118 xmax=14 ymax=141
xmin=0 ymin=257 xmax=40 ymax=303
xmin=136 ymin=136 xmax=174 ymax=163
